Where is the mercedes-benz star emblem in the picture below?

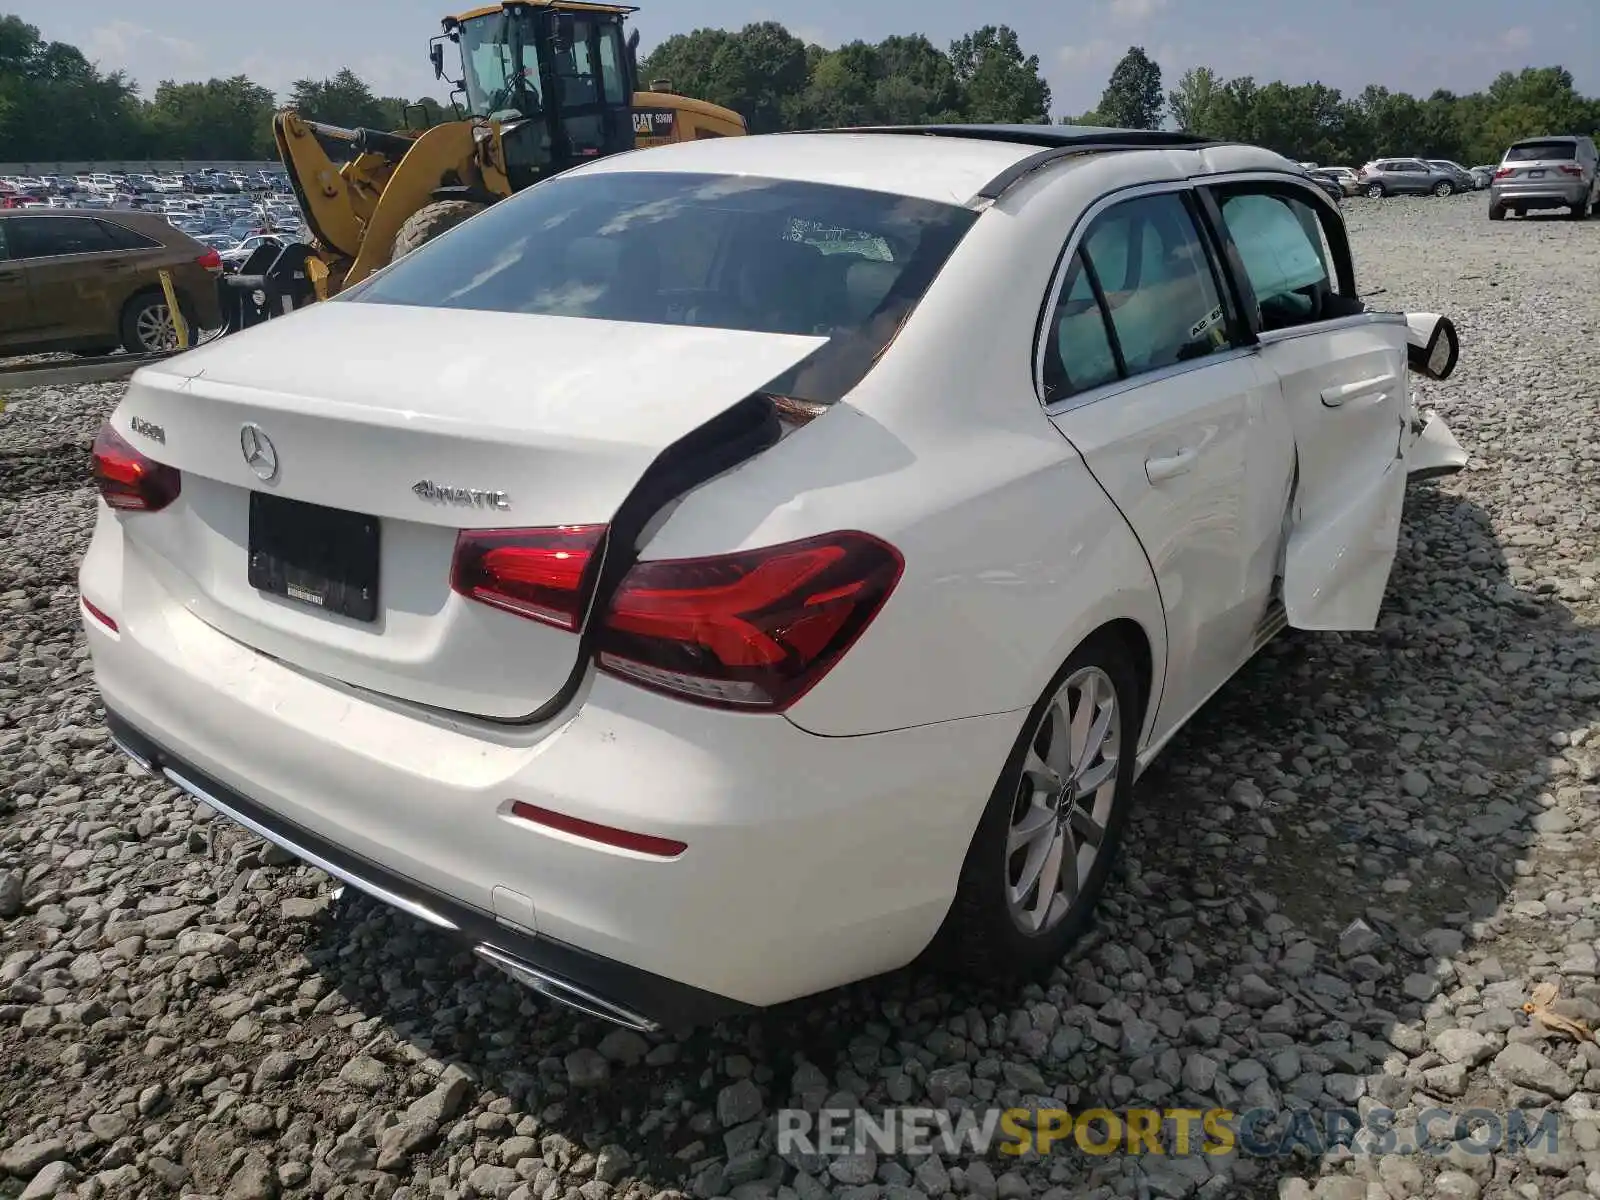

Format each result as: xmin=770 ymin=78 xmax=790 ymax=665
xmin=240 ymin=423 xmax=279 ymax=482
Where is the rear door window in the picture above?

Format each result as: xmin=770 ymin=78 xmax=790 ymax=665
xmin=95 ymin=219 xmax=162 ymax=250
xmin=8 ymin=216 xmax=116 ymax=258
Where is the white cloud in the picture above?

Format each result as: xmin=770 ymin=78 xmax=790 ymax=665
xmin=1107 ymin=0 xmax=1169 ymax=22
xmin=1058 ymin=39 xmax=1118 ymax=70
xmin=83 ymin=20 xmax=204 ymax=88
xmin=1498 ymin=26 xmax=1533 ymax=50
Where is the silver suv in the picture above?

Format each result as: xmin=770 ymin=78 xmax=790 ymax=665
xmin=1489 ymin=136 xmax=1599 ymax=221
xmin=1358 ymin=159 xmax=1459 ymax=198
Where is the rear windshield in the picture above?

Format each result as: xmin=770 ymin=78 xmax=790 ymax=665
xmin=352 ymin=171 xmax=975 ymax=335
xmin=348 ymin=170 xmax=977 ymax=402
xmin=1505 ymin=140 xmax=1577 ymax=162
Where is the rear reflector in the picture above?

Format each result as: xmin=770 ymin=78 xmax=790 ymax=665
xmin=451 ymin=525 xmax=605 ymax=630
xmin=92 ymin=422 xmax=181 ymax=512
xmin=1494 ymin=167 xmax=1513 ymax=179
xmin=595 ymin=531 xmax=903 ymax=712
xmin=510 ymin=801 xmax=687 ymax=858
xmin=81 ymin=596 xmax=118 ymax=632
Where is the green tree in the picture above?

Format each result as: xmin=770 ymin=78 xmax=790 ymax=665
xmin=640 ymin=23 xmax=809 ymax=132
xmin=147 ymin=75 xmax=277 ymax=159
xmin=1167 ymin=66 xmax=1222 ymax=134
xmin=0 ymin=15 xmax=145 ymax=160
xmin=1097 ymin=46 xmax=1164 ymax=129
xmin=288 ymin=68 xmax=388 ymax=129
xmin=949 ymin=25 xmax=1051 ymax=123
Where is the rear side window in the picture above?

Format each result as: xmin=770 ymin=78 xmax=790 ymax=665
xmin=1505 ymin=140 xmax=1577 ymax=162
xmin=6 ymin=216 xmax=115 ymax=258
xmin=95 ymin=219 xmax=162 ymax=250
xmin=350 ymin=171 xmax=978 ymax=404
xmin=1041 ymin=191 xmax=1233 ymax=404
xmin=1081 ymin=192 xmax=1230 ymax=375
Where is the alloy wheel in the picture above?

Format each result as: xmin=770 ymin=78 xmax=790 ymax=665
xmin=135 ymin=302 xmax=177 ymax=351
xmin=1005 ymin=665 xmax=1121 ymax=935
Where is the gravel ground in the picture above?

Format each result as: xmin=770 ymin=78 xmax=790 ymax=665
xmin=1 ymin=192 xmax=1598 ymax=1200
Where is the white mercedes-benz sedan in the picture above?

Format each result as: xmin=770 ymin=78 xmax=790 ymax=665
xmin=81 ymin=124 xmax=1467 ymax=1031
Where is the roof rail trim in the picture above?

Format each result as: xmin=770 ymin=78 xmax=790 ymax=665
xmin=972 ymin=139 xmax=1224 ymax=202
xmin=782 ymin=124 xmax=1224 ymax=201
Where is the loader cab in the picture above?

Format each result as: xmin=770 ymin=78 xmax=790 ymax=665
xmin=448 ymin=2 xmax=636 ymax=190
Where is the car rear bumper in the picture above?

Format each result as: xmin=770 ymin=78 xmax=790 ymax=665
xmin=1491 ymin=182 xmax=1585 ymax=208
xmin=103 ymin=707 xmax=735 ymax=1031
xmin=81 ymin=506 xmax=1022 ymax=1021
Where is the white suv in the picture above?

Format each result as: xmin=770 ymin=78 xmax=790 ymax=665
xmin=84 ymin=125 xmax=1466 ymax=1030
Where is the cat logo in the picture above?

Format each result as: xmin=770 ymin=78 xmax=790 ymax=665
xmin=632 ymin=110 xmax=677 ymax=137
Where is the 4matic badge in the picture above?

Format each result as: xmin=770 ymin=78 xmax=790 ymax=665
xmin=412 ymin=480 xmax=511 ymax=510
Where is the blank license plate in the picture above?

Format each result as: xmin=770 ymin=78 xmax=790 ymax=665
xmin=248 ymin=491 xmax=380 ymax=623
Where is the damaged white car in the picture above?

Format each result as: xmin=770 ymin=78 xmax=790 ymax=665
xmin=81 ymin=124 xmax=1465 ymax=1030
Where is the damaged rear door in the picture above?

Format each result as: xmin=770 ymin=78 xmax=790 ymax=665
xmin=1202 ymin=180 xmax=1414 ymax=631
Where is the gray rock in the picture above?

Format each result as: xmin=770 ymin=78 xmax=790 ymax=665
xmin=1 ymin=1139 xmax=66 ymax=1177
xmin=0 ymin=870 xmax=22 ymax=917
xmin=566 ymin=1047 xmax=611 ymax=1088
xmin=1493 ymin=1043 xmax=1575 ymax=1099
xmin=338 ymin=1053 xmax=389 ymax=1092
xmin=597 ymin=1028 xmax=651 ymax=1066
xmin=1433 ymin=1028 xmax=1495 ymax=1067
xmin=18 ymin=1161 xmax=78 ymax=1200
xmin=224 ymin=1153 xmax=279 ymax=1200
xmin=1431 ymin=1171 xmax=1481 ymax=1200
xmin=718 ymin=1079 xmax=764 ymax=1127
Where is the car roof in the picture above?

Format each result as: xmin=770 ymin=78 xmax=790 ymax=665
xmin=578 ymin=125 xmax=1291 ymax=206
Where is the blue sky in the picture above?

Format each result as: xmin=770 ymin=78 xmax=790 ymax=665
xmin=13 ymin=0 xmax=1597 ymax=116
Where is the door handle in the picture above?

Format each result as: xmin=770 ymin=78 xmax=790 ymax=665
xmin=1145 ymin=447 xmax=1199 ymax=483
xmin=0 ymin=271 xmax=20 ymax=283
xmin=1321 ymin=374 xmax=1397 ymax=407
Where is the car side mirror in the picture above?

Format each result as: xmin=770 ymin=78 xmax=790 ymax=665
xmin=1406 ymin=313 xmax=1459 ymax=381
xmin=430 ymin=42 xmax=446 ymax=80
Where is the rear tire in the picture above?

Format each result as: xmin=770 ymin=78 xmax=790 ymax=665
xmin=1570 ymin=201 xmax=1590 ymax=221
xmin=1489 ymin=203 xmax=1506 ymax=221
xmin=118 ymin=291 xmax=181 ymax=354
xmin=392 ymin=200 xmax=487 ymax=261
xmin=929 ymin=631 xmax=1142 ymax=982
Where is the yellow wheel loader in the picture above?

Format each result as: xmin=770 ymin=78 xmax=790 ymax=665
xmin=224 ymin=1 xmax=744 ymax=327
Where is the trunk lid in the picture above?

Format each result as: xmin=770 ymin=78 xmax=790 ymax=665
xmin=114 ymin=302 xmax=824 ymax=720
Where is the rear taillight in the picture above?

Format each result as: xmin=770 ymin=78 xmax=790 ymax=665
xmin=594 ymin=531 xmax=903 ymax=712
xmin=195 ymin=247 xmax=222 ymax=273
xmin=1558 ymin=164 xmax=1583 ymax=176
xmin=451 ymin=525 xmax=605 ymax=631
xmin=1494 ymin=167 xmax=1513 ymax=179
xmin=92 ymin=423 xmax=181 ymax=512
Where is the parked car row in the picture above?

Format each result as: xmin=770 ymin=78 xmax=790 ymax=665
xmin=1297 ymin=136 xmax=1598 ymax=222
xmin=0 ymin=168 xmax=290 ymax=200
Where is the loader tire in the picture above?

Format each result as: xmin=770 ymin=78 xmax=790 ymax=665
xmin=391 ymin=200 xmax=486 ymax=261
